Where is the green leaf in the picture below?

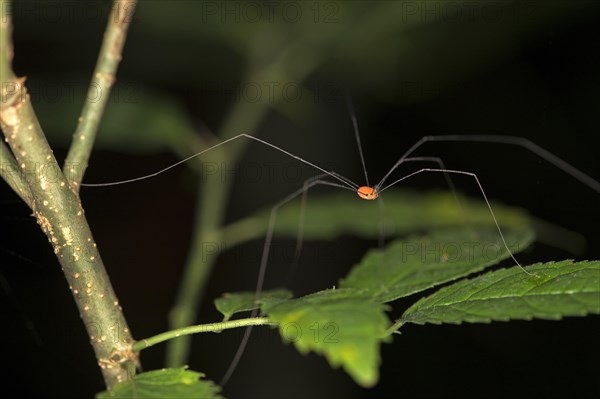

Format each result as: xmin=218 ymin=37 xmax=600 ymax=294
xmin=223 ymin=190 xmax=533 ymax=248
xmin=214 ymin=288 xmax=293 ymax=321
xmin=96 ymin=367 xmax=223 ymax=399
xmin=340 ymin=227 xmax=535 ymax=303
xmin=400 ymin=260 xmax=600 ymax=326
xmin=271 ymin=190 xmax=531 ymax=238
xmin=262 ymin=288 xmax=391 ymax=387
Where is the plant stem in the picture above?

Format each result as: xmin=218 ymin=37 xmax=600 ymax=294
xmin=0 ymin=79 xmax=137 ymax=390
xmin=384 ymin=319 xmax=405 ymax=337
xmin=0 ymin=0 xmax=31 ymax=206
xmin=166 ymin=156 xmax=230 ymax=367
xmin=0 ymin=139 xmax=33 ymax=207
xmin=0 ymin=4 xmax=16 ymax=83
xmin=0 ymin=1 xmax=135 ymax=389
xmin=134 ymin=317 xmax=273 ymax=352
xmin=166 ymin=40 xmax=323 ymax=366
xmin=63 ymin=0 xmax=137 ymax=191
xmin=166 ymin=99 xmax=270 ymax=367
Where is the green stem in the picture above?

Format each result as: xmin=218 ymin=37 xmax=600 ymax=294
xmin=0 ymin=1 xmax=135 ymax=389
xmin=0 ymin=76 xmax=136 ymax=390
xmin=0 ymin=139 xmax=33 ymax=207
xmin=0 ymin=1 xmax=32 ymax=205
xmin=135 ymin=317 xmax=273 ymax=352
xmin=0 ymin=4 xmax=16 ymax=83
xmin=63 ymin=0 xmax=137 ymax=190
xmin=166 ymin=39 xmax=323 ymax=367
xmin=166 ymin=96 xmax=274 ymax=368
xmin=166 ymin=157 xmax=231 ymax=367
xmin=384 ymin=319 xmax=405 ymax=337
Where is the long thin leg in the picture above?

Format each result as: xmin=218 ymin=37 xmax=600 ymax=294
xmin=80 ymin=133 xmax=358 ymax=191
xmin=376 ymin=156 xmax=468 ymax=242
xmin=376 ymin=135 xmax=600 ymax=193
xmin=379 ymin=167 xmax=534 ymax=276
xmin=286 ymin=173 xmax=351 ymax=284
xmin=345 ymin=94 xmax=370 ymax=187
xmin=373 ymin=156 xmax=470 ymax=289
xmin=288 ymin=157 xmax=461 ymax=283
xmin=219 ymin=178 xmax=353 ymax=387
xmin=377 ymin=195 xmax=386 ymax=249
xmin=402 ymin=156 xmax=465 ymax=217
xmin=329 ymin=170 xmax=359 ymax=190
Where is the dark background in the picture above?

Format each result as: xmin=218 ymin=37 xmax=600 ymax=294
xmin=0 ymin=1 xmax=599 ymax=398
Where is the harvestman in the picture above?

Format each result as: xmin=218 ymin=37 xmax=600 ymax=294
xmin=82 ymin=113 xmax=600 ymax=385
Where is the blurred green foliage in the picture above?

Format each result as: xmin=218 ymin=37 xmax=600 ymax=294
xmin=12 ymin=0 xmax=596 ymax=156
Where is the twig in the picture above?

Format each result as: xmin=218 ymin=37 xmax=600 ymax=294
xmin=0 ymin=1 xmax=136 ymax=389
xmin=383 ymin=319 xmax=405 ymax=337
xmin=63 ymin=0 xmax=137 ymax=191
xmin=0 ymin=139 xmax=33 ymax=207
xmin=134 ymin=317 xmax=274 ymax=352
xmin=166 ymin=40 xmax=321 ymax=367
xmin=0 ymin=0 xmax=32 ymax=206
xmin=166 ymin=100 xmax=271 ymax=367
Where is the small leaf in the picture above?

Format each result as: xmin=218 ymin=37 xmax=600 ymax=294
xmin=214 ymin=288 xmax=293 ymax=321
xmin=96 ymin=367 xmax=223 ymax=399
xmin=262 ymin=288 xmax=391 ymax=387
xmin=223 ymin=190 xmax=533 ymax=250
xmin=269 ymin=190 xmax=532 ymax=239
xmin=340 ymin=227 xmax=535 ymax=303
xmin=400 ymin=260 xmax=600 ymax=326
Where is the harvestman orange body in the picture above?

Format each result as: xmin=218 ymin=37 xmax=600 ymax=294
xmin=357 ymin=186 xmax=378 ymax=200
xmin=82 ymin=112 xmax=600 ymax=386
